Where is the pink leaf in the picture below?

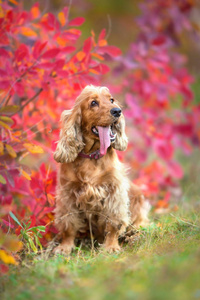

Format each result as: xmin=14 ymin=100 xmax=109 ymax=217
xmin=153 ymin=139 xmax=174 ymax=160
xmin=167 ymin=161 xmax=183 ymax=179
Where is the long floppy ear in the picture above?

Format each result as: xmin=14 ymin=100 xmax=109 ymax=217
xmin=54 ymin=108 xmax=85 ymax=163
xmin=112 ymin=113 xmax=128 ymax=151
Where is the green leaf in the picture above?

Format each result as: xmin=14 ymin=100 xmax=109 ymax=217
xmin=28 ymin=237 xmax=37 ymax=253
xmin=0 ymin=105 xmax=20 ymax=115
xmin=34 ymin=235 xmax=43 ymax=251
xmin=27 ymin=226 xmax=46 ymax=233
xmin=0 ymin=174 xmax=6 ymax=184
xmin=37 ymin=232 xmax=43 ymax=238
xmin=9 ymin=211 xmax=23 ymax=228
xmin=36 ymin=226 xmax=46 ymax=232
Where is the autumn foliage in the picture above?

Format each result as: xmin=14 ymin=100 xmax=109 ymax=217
xmin=0 ymin=0 xmax=199 ymax=270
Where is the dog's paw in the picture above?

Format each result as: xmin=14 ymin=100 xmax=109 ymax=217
xmin=53 ymin=243 xmax=74 ymax=256
xmin=104 ymin=244 xmax=121 ymax=253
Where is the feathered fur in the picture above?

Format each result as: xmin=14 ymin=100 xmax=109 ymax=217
xmin=53 ymin=85 xmax=150 ymax=254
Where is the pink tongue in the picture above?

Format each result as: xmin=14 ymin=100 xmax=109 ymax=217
xmin=97 ymin=126 xmax=111 ymax=155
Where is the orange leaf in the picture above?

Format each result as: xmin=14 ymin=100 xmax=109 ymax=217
xmin=0 ymin=141 xmax=4 ymax=154
xmin=21 ymin=27 xmax=37 ymax=38
xmin=31 ymin=6 xmax=40 ymax=19
xmin=91 ymin=53 xmax=104 ymax=61
xmin=89 ymin=68 xmax=99 ymax=75
xmin=58 ymin=12 xmax=66 ymax=26
xmin=8 ymin=0 xmax=18 ymax=5
xmin=98 ymin=39 xmax=107 ymax=47
xmin=76 ymin=51 xmax=86 ymax=61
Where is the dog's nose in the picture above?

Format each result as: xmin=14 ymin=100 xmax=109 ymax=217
xmin=110 ymin=108 xmax=121 ymax=118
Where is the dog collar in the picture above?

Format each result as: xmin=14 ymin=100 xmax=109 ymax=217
xmin=78 ymin=150 xmax=104 ymax=160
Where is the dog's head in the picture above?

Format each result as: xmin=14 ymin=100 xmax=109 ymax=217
xmin=54 ymin=85 xmax=128 ymax=163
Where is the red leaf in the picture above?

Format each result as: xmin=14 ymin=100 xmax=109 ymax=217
xmin=83 ymin=37 xmax=92 ymax=54
xmin=0 ymin=48 xmax=10 ymax=58
xmin=60 ymin=46 xmax=76 ymax=54
xmin=98 ymin=29 xmax=106 ymax=41
xmin=36 ymin=62 xmax=53 ymax=70
xmin=92 ymin=64 xmax=110 ymax=75
xmin=15 ymin=44 xmax=29 ymax=62
xmin=98 ymin=46 xmax=122 ymax=57
xmin=0 ymin=80 xmax=10 ymax=89
xmin=41 ymin=48 xmax=60 ymax=59
xmin=32 ymin=41 xmax=47 ymax=59
xmin=152 ymin=35 xmax=166 ymax=46
xmin=0 ymin=69 xmax=7 ymax=77
xmin=68 ymin=17 xmax=85 ymax=27
xmin=54 ymin=59 xmax=65 ymax=69
xmin=0 ymin=264 xmax=9 ymax=274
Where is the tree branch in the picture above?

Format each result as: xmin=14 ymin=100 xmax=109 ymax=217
xmin=10 ymin=88 xmax=43 ymax=117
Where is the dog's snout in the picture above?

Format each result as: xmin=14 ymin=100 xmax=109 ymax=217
xmin=110 ymin=108 xmax=121 ymax=118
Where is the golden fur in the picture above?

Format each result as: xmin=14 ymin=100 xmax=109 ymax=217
xmin=53 ymin=85 xmax=150 ymax=254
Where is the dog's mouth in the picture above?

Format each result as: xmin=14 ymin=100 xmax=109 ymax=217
xmin=91 ymin=125 xmax=117 ymax=155
xmin=91 ymin=125 xmax=116 ymax=142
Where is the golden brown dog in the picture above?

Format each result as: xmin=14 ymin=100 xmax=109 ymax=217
xmin=53 ymin=85 xmax=150 ymax=254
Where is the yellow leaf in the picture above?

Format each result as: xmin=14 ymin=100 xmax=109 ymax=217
xmin=23 ymin=143 xmax=44 ymax=154
xmin=0 ymin=120 xmax=11 ymax=130
xmin=21 ymin=169 xmax=31 ymax=181
xmin=0 ymin=116 xmax=14 ymax=125
xmin=21 ymin=27 xmax=37 ymax=38
xmin=0 ymin=141 xmax=4 ymax=154
xmin=58 ymin=12 xmax=65 ymax=26
xmin=98 ymin=39 xmax=107 ymax=47
xmin=0 ymin=250 xmax=18 ymax=265
xmin=5 ymin=144 xmax=17 ymax=158
xmin=0 ymin=174 xmax=6 ymax=184
xmin=76 ymin=51 xmax=86 ymax=61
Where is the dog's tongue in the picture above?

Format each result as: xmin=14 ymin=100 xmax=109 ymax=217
xmin=97 ymin=126 xmax=111 ymax=155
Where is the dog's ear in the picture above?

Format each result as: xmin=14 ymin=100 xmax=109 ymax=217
xmin=112 ymin=114 xmax=128 ymax=151
xmin=54 ymin=108 xmax=85 ymax=163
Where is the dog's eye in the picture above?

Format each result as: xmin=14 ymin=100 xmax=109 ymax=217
xmin=91 ymin=100 xmax=98 ymax=107
xmin=110 ymin=98 xmax=114 ymax=103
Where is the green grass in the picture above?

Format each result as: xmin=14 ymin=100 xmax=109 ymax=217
xmin=1 ymin=207 xmax=200 ymax=300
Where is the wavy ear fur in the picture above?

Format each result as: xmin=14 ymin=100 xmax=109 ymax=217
xmin=54 ymin=108 xmax=85 ymax=163
xmin=112 ymin=114 xmax=128 ymax=151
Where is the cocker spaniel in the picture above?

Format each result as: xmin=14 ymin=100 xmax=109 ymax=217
xmin=53 ymin=85 xmax=150 ymax=254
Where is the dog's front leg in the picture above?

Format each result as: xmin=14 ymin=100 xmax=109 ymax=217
xmin=54 ymin=225 xmax=76 ymax=255
xmin=103 ymin=221 xmax=121 ymax=253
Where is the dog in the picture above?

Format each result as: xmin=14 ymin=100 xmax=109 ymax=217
xmin=53 ymin=85 xmax=150 ymax=254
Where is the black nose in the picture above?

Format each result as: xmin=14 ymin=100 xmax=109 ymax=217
xmin=110 ymin=108 xmax=121 ymax=118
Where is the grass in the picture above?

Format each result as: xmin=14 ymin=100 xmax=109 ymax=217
xmin=1 ymin=206 xmax=200 ymax=300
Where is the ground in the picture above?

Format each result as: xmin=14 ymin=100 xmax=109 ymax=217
xmin=1 ymin=204 xmax=200 ymax=300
